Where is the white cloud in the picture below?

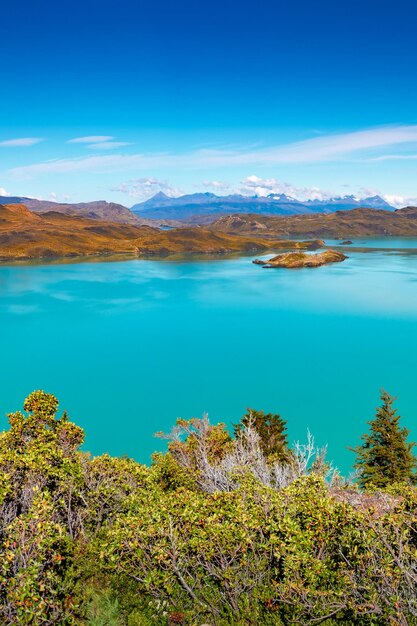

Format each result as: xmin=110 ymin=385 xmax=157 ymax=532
xmin=200 ymin=176 xmax=334 ymax=201
xmin=87 ymin=141 xmax=132 ymax=150
xmin=240 ymin=175 xmax=333 ymax=201
xmin=9 ymin=124 xmax=417 ymax=178
xmin=200 ymin=180 xmax=232 ymax=192
xmin=0 ymin=138 xmax=43 ymax=147
xmin=240 ymin=180 xmax=417 ymax=207
xmin=68 ymin=136 xmax=114 ymax=144
xmin=111 ymin=177 xmax=183 ymax=201
xmin=48 ymin=192 xmax=71 ymax=203
xmin=383 ymin=194 xmax=417 ymax=208
xmin=353 ymin=187 xmax=417 ymax=208
xmin=0 ymin=187 xmax=11 ymax=196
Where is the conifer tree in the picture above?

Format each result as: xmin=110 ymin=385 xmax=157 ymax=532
xmin=234 ymin=408 xmax=290 ymax=462
xmin=353 ymin=390 xmax=417 ymax=489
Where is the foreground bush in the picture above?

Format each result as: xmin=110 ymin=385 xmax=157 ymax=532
xmin=0 ymin=391 xmax=417 ymax=625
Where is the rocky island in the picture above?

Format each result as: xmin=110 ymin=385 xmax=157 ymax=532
xmin=254 ymin=249 xmax=348 ymax=268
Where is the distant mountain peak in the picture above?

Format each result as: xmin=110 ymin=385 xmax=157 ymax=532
xmin=130 ymin=190 xmax=397 ymax=221
xmin=360 ymin=195 xmax=393 ymax=208
xmin=266 ymin=192 xmax=299 ymax=202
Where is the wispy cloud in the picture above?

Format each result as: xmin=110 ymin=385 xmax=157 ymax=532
xmin=68 ymin=135 xmax=114 ymax=144
xmin=67 ymin=136 xmax=132 ymax=151
xmin=200 ymin=180 xmax=233 ymax=192
xmin=0 ymin=187 xmax=11 ymax=196
xmin=88 ymin=141 xmax=132 ymax=150
xmin=8 ymin=125 xmax=417 ymax=178
xmin=0 ymin=138 xmax=44 ymax=147
xmin=261 ymin=125 xmax=417 ymax=163
xmin=365 ymin=154 xmax=417 ymax=162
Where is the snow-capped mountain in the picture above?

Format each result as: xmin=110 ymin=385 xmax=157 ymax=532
xmin=131 ymin=192 xmax=395 ymax=221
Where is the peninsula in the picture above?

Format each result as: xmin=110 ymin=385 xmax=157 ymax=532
xmin=0 ymin=203 xmax=321 ymax=262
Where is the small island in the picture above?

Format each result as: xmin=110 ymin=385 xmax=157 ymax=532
xmin=253 ymin=249 xmax=348 ymax=268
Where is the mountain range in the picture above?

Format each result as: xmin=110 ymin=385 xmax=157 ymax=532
xmin=131 ymin=191 xmax=395 ymax=221
xmin=0 ymin=192 xmax=396 ymax=226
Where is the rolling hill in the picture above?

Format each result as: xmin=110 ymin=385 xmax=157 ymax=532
xmin=0 ymin=196 xmax=162 ymax=226
xmin=209 ymin=207 xmax=417 ymax=238
xmin=0 ymin=203 xmax=275 ymax=262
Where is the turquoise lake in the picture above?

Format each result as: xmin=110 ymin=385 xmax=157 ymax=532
xmin=2 ymin=241 xmax=417 ymax=474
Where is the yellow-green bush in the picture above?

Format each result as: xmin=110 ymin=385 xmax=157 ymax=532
xmin=1 ymin=392 xmax=417 ymax=625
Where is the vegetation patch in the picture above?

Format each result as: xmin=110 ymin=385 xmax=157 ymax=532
xmin=0 ymin=391 xmax=416 ymax=624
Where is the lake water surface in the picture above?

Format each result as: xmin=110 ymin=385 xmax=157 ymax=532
xmin=2 ymin=242 xmax=417 ymax=474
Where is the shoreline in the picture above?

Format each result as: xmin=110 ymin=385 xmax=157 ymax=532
xmin=4 ymin=241 xmax=417 ymax=268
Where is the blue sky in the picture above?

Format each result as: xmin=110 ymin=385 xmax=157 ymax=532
xmin=1 ymin=0 xmax=417 ymax=206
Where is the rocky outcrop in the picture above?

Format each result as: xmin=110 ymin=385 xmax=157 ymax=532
xmin=253 ymin=249 xmax=348 ymax=269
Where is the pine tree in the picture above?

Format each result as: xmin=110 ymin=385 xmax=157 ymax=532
xmin=353 ymin=390 xmax=417 ymax=489
xmin=234 ymin=408 xmax=290 ymax=462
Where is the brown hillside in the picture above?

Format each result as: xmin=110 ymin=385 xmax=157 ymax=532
xmin=0 ymin=204 xmax=275 ymax=262
xmin=22 ymin=198 xmax=156 ymax=226
xmin=210 ymin=207 xmax=417 ymax=238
